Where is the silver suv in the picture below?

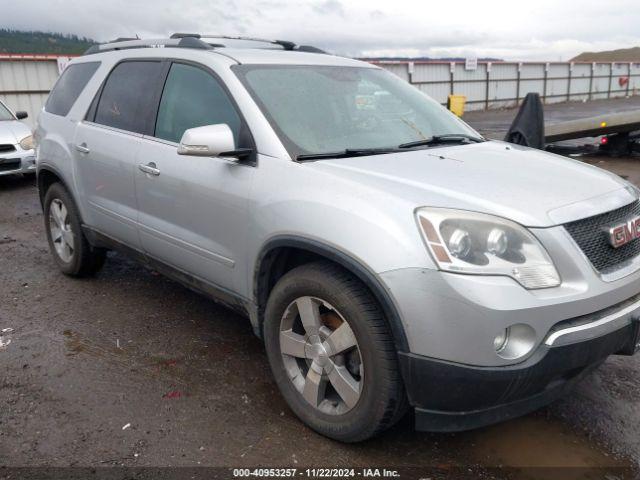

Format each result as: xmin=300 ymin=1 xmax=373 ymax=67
xmin=35 ymin=35 xmax=640 ymax=442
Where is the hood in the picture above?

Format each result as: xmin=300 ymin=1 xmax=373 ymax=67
xmin=306 ymin=141 xmax=635 ymax=227
xmin=0 ymin=120 xmax=31 ymax=145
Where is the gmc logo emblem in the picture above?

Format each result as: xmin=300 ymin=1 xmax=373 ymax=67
xmin=609 ymin=216 xmax=640 ymax=248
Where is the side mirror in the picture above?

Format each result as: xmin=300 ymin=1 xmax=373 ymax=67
xmin=177 ymin=124 xmax=251 ymax=160
xmin=15 ymin=111 xmax=28 ymax=120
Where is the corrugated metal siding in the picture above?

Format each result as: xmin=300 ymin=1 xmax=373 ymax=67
xmin=376 ymin=60 xmax=640 ymax=111
xmin=0 ymin=57 xmax=62 ymax=128
xmin=630 ymin=64 xmax=640 ymax=92
xmin=380 ymin=63 xmax=410 ymax=82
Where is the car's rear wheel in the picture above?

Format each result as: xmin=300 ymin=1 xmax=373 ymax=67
xmin=43 ymin=182 xmax=106 ymax=276
xmin=264 ymin=261 xmax=407 ymax=442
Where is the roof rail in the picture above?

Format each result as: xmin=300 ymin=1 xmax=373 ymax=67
xmin=110 ymin=37 xmax=140 ymax=43
xmin=82 ymin=34 xmax=327 ymax=56
xmin=82 ymin=37 xmax=213 ymax=56
xmin=297 ymin=45 xmax=326 ymax=53
xmin=170 ymin=33 xmax=326 ymax=53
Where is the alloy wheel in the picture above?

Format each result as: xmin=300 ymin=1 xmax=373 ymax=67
xmin=49 ymin=198 xmax=75 ymax=263
xmin=279 ymin=296 xmax=363 ymax=415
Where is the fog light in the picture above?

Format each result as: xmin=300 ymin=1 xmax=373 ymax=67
xmin=493 ymin=324 xmax=536 ymax=360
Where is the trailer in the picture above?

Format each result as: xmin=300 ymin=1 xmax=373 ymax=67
xmin=504 ymin=93 xmax=640 ymax=156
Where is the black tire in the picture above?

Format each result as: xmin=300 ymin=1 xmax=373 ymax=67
xmin=264 ymin=261 xmax=408 ymax=442
xmin=43 ymin=182 xmax=106 ymax=277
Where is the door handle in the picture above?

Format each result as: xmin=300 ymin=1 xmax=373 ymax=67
xmin=75 ymin=143 xmax=90 ymax=154
xmin=138 ymin=162 xmax=160 ymax=176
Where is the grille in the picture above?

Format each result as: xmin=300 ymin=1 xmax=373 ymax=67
xmin=0 ymin=159 xmax=21 ymax=172
xmin=0 ymin=159 xmax=20 ymax=172
xmin=564 ymin=201 xmax=640 ymax=274
xmin=0 ymin=144 xmax=16 ymax=154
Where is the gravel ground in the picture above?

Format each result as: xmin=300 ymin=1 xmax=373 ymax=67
xmin=2 ymin=107 xmax=640 ymax=478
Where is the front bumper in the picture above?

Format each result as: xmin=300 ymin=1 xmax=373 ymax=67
xmin=0 ymin=148 xmax=36 ymax=176
xmin=401 ymin=319 xmax=639 ymax=432
xmin=380 ymin=259 xmax=640 ymax=366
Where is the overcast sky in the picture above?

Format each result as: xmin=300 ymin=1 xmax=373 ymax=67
xmin=2 ymin=0 xmax=639 ymax=60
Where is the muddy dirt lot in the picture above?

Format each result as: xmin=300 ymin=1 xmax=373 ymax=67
xmin=2 ymin=124 xmax=640 ymax=478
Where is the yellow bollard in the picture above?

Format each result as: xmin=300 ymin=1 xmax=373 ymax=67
xmin=447 ymin=95 xmax=467 ymax=117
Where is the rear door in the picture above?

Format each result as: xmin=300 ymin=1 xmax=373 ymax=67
xmin=135 ymin=61 xmax=256 ymax=292
xmin=74 ymin=59 xmax=166 ymax=249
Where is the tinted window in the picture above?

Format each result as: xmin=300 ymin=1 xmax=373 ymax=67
xmin=155 ymin=63 xmax=241 ymax=143
xmin=94 ymin=61 xmax=163 ymax=134
xmin=45 ymin=62 xmax=100 ymax=116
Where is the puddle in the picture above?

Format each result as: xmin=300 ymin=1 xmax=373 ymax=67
xmin=468 ymin=414 xmax=633 ymax=478
xmin=62 ymin=329 xmax=122 ymax=358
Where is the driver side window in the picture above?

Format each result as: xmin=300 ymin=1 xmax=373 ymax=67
xmin=155 ymin=63 xmax=242 ymax=144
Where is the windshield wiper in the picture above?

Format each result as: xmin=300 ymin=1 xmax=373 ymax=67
xmin=398 ymin=134 xmax=485 ymax=149
xmin=297 ymin=148 xmax=400 ymax=161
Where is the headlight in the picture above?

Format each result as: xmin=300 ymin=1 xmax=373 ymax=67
xmin=19 ymin=135 xmax=34 ymax=151
xmin=416 ymin=208 xmax=560 ymax=289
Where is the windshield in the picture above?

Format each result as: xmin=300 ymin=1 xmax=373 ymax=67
xmin=0 ymin=101 xmax=13 ymax=121
xmin=234 ymin=65 xmax=480 ymax=158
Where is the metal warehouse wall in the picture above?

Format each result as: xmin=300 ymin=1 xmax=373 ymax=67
xmin=0 ymin=55 xmax=63 ymax=129
xmin=375 ymin=60 xmax=640 ymax=111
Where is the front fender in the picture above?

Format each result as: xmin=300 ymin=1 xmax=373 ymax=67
xmin=246 ymin=156 xmax=437 ymax=351
xmin=248 ymin=158 xmax=434 ymax=278
xmin=253 ymin=234 xmax=411 ymax=351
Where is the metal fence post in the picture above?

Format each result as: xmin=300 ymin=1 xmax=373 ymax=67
xmin=485 ymin=62 xmax=491 ymax=110
xmin=567 ymin=62 xmax=573 ymax=102
xmin=588 ymin=62 xmax=595 ymax=100
xmin=608 ymin=62 xmax=613 ymax=98
xmin=516 ymin=62 xmax=522 ymax=106
xmin=449 ymin=62 xmax=455 ymax=96
xmin=627 ymin=62 xmax=632 ymax=97
xmin=542 ymin=63 xmax=549 ymax=104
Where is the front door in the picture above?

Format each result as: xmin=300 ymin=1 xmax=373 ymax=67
xmin=135 ymin=61 xmax=255 ymax=292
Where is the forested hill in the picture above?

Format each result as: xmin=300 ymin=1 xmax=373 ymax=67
xmin=0 ymin=29 xmax=96 ymax=55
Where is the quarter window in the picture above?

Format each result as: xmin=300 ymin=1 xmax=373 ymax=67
xmin=45 ymin=62 xmax=100 ymax=117
xmin=155 ymin=63 xmax=241 ymax=144
xmin=94 ymin=61 xmax=163 ymax=134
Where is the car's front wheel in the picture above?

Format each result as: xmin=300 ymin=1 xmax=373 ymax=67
xmin=264 ymin=261 xmax=407 ymax=442
xmin=43 ymin=182 xmax=106 ymax=276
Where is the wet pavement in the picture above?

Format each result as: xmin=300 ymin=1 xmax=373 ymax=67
xmin=2 ymin=103 xmax=640 ymax=478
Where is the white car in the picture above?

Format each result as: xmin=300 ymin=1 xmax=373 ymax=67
xmin=0 ymin=99 xmax=35 ymax=176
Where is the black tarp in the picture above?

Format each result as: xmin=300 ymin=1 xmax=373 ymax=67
xmin=504 ymin=92 xmax=545 ymax=149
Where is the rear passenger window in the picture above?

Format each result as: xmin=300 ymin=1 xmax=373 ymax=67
xmin=155 ymin=63 xmax=241 ymax=143
xmin=45 ymin=62 xmax=100 ymax=116
xmin=94 ymin=61 xmax=163 ymax=134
